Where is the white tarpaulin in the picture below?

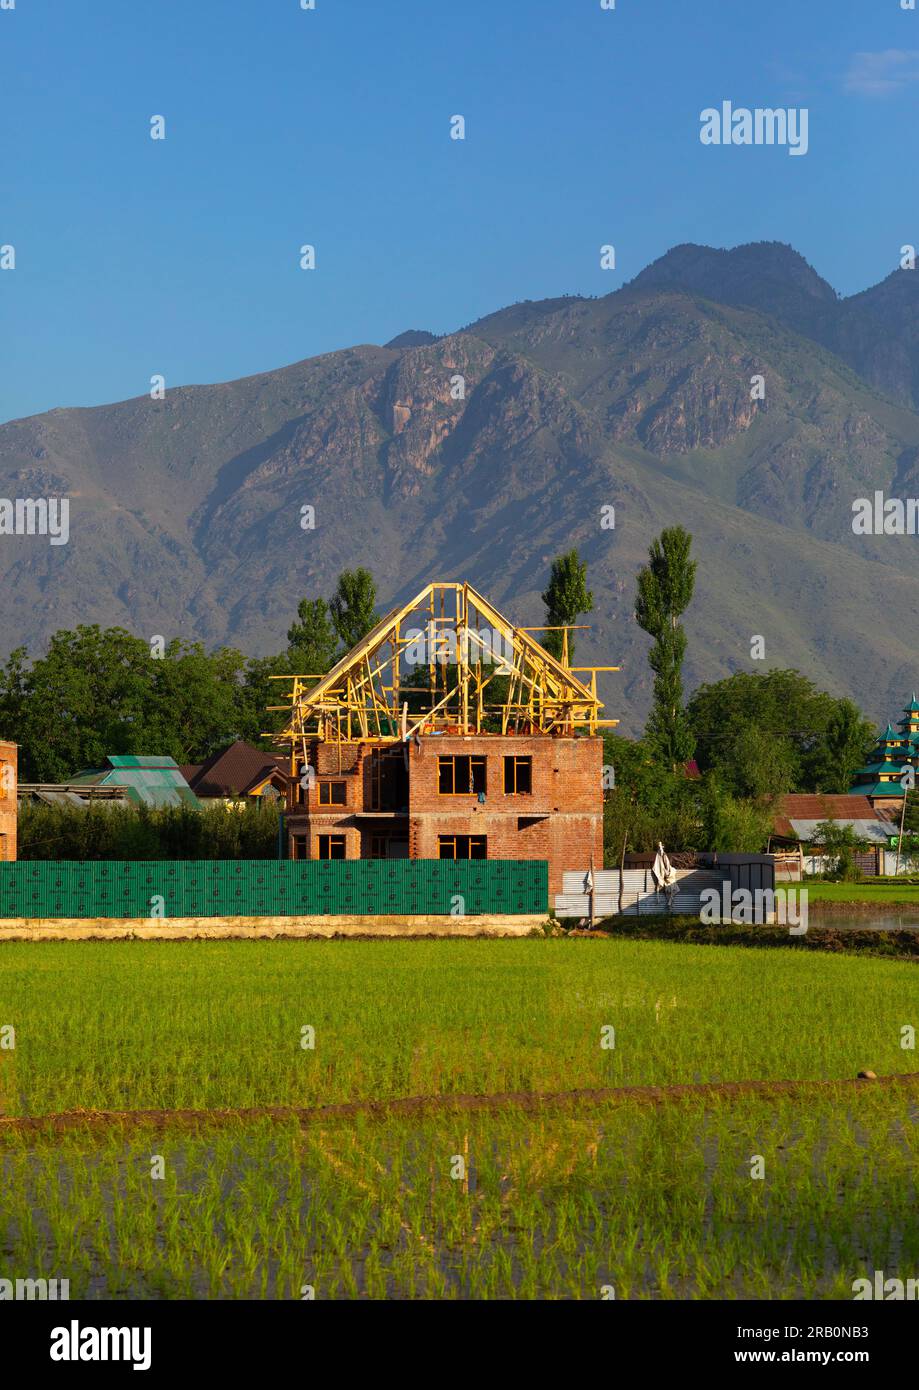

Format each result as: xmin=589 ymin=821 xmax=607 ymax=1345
xmin=651 ymin=843 xmax=677 ymax=890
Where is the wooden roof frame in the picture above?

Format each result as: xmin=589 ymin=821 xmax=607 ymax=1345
xmin=269 ymin=581 xmax=618 ymax=762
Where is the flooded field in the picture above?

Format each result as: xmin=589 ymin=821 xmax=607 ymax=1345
xmin=812 ymin=914 xmax=919 ymax=932
xmin=1 ymin=939 xmax=916 ymax=1299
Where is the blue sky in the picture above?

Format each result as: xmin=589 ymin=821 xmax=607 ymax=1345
xmin=2 ymin=0 xmax=918 ymax=423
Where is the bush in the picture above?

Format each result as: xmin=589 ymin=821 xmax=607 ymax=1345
xmin=812 ymin=820 xmax=865 ymax=881
xmin=17 ymin=800 xmax=283 ymax=860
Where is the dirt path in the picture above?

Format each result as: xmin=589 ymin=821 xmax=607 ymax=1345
xmin=1 ymin=1072 xmax=917 ymax=1137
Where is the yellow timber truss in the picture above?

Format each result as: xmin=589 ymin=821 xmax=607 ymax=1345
xmin=269 ymin=581 xmax=618 ymax=764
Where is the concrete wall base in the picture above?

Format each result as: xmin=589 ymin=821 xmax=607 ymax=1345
xmin=0 ymin=914 xmax=546 ymax=941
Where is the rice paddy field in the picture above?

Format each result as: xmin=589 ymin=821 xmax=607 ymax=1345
xmin=0 ymin=938 xmax=916 ymax=1299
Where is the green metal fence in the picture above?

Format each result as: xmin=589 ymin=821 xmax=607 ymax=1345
xmin=0 ymin=859 xmax=548 ymax=919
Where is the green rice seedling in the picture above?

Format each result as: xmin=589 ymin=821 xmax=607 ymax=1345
xmin=0 ymin=939 xmax=915 ymax=1299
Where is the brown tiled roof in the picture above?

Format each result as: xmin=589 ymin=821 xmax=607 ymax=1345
xmin=186 ymin=741 xmax=288 ymax=798
xmin=772 ymin=794 xmax=893 ymax=839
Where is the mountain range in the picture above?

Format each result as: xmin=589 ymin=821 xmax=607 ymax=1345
xmin=4 ymin=240 xmax=919 ymax=736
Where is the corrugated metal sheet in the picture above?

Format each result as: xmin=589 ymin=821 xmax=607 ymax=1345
xmin=107 ymin=756 xmax=179 ymax=768
xmin=0 ymin=859 xmax=547 ymax=919
xmin=562 ymin=868 xmax=722 ymax=894
xmin=99 ymin=767 xmax=199 ymax=808
xmin=70 ymin=756 xmax=200 ymax=808
xmin=556 ymin=867 xmax=725 ymax=919
xmin=556 ymin=890 xmax=706 ymax=918
xmin=788 ymin=818 xmax=892 ymax=845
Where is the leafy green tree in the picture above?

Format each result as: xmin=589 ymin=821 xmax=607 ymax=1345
xmin=706 ymin=719 xmax=795 ymax=801
xmin=286 ymin=597 xmax=339 ymax=673
xmin=635 ymin=527 xmax=696 ymax=772
xmin=0 ymin=626 xmax=157 ymax=781
xmin=541 ymin=549 xmax=593 ymax=662
xmin=237 ymin=652 xmax=296 ymax=746
xmin=147 ymin=640 xmax=247 ymax=763
xmin=688 ymin=670 xmax=873 ymax=795
xmin=601 ymin=733 xmax=702 ymax=860
xmin=0 ymin=626 xmax=249 ymax=779
xmin=0 ymin=645 xmax=29 ymax=757
xmin=330 ymin=568 xmax=378 ymax=651
xmin=815 ymin=699 xmax=877 ymax=793
xmin=700 ymin=773 xmax=773 ymax=853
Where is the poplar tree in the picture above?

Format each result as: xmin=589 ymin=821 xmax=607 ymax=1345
xmin=635 ymin=527 xmax=696 ymax=772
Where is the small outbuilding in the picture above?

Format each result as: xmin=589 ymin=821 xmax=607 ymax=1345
xmin=769 ymin=794 xmax=898 ymax=878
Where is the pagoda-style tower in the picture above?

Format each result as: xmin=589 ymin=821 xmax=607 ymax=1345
xmin=850 ymin=695 xmax=919 ymax=809
xmin=897 ymin=694 xmax=919 ymax=743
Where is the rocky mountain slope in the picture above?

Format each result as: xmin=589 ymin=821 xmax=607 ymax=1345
xmin=3 ymin=242 xmax=919 ymax=735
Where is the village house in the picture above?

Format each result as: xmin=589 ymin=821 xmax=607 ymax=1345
xmin=180 ymin=740 xmax=288 ymax=806
xmin=769 ymin=794 xmax=898 ymax=879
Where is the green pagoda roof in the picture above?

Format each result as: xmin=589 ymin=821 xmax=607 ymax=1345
xmin=853 ymin=760 xmax=908 ymax=776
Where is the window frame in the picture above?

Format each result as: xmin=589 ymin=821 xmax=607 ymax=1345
xmin=437 ymin=754 xmax=487 ymax=796
xmin=438 ymin=834 xmax=487 ymax=860
xmin=503 ymin=755 xmax=532 ymax=795
xmin=318 ymin=780 xmax=347 ymax=806
xmin=318 ymin=834 xmax=346 ymax=860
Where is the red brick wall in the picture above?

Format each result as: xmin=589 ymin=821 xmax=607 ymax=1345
xmin=407 ymin=735 xmax=602 ymax=895
xmin=284 ymin=734 xmax=603 ymax=894
xmin=0 ymin=741 xmax=17 ymax=862
xmin=286 ymin=738 xmax=364 ymax=858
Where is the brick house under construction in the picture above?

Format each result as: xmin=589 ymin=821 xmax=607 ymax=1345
xmin=275 ymin=582 xmax=617 ymax=897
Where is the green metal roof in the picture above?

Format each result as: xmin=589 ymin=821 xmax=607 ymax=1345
xmin=70 ymin=755 xmax=199 ymax=808
xmin=848 ymin=781 xmax=906 ymax=797
xmin=106 ymin=755 xmax=182 ymax=769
